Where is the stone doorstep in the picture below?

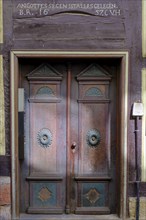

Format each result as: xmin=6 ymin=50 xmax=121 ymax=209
xmin=129 ymin=197 xmax=146 ymax=219
xmin=18 ymin=214 xmax=131 ymax=220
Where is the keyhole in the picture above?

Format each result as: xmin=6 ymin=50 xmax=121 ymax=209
xmin=71 ymin=142 xmax=77 ymax=150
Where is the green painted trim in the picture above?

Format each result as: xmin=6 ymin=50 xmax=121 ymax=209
xmin=0 ymin=55 xmax=5 ymax=155
xmin=142 ymin=0 xmax=146 ymax=57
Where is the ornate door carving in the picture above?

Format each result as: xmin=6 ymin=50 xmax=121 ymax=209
xmin=20 ymin=61 xmax=118 ymax=215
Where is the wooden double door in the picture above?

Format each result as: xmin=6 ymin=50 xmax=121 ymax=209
xmin=20 ymin=60 xmax=119 ymax=215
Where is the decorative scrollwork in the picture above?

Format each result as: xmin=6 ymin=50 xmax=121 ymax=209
xmin=86 ymin=129 xmax=101 ymax=148
xmin=37 ymin=128 xmax=52 ymax=148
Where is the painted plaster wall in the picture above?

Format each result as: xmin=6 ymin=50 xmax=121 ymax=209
xmin=0 ymin=177 xmax=11 ymax=220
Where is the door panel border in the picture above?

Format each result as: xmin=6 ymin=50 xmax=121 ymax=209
xmin=10 ymin=50 xmax=129 ymax=220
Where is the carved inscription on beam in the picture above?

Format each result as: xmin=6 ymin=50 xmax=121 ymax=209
xmin=14 ymin=1 xmax=122 ymax=18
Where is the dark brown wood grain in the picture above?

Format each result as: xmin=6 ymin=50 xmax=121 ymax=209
xmin=0 ymin=156 xmax=11 ymax=176
xmin=128 ymin=182 xmax=146 ymax=197
xmin=18 ymin=59 xmax=119 ymax=214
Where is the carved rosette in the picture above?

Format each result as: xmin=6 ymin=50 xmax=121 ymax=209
xmin=37 ymin=128 xmax=52 ymax=148
xmin=86 ymin=129 xmax=101 ymax=148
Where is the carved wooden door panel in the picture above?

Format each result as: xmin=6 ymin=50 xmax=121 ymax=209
xmin=70 ymin=63 xmax=117 ymax=214
xmin=20 ymin=61 xmax=118 ymax=215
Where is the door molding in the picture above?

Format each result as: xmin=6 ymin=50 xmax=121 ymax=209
xmin=10 ymin=50 xmax=129 ymax=220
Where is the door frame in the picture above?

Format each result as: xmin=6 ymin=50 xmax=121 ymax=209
xmin=10 ymin=50 xmax=129 ymax=220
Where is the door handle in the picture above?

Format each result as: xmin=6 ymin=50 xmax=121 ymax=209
xmin=71 ymin=142 xmax=77 ymax=150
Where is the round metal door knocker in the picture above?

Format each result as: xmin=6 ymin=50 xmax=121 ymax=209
xmin=37 ymin=128 xmax=52 ymax=148
xmin=86 ymin=129 xmax=101 ymax=148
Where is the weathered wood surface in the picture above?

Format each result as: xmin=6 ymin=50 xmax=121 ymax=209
xmin=2 ymin=0 xmax=138 ymax=48
xmin=0 ymin=156 xmax=11 ymax=176
xmin=13 ymin=0 xmax=125 ymax=48
xmin=19 ymin=60 xmax=118 ymax=214
xmin=1 ymin=0 xmax=145 ymax=198
xmin=129 ymin=182 xmax=146 ymax=197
